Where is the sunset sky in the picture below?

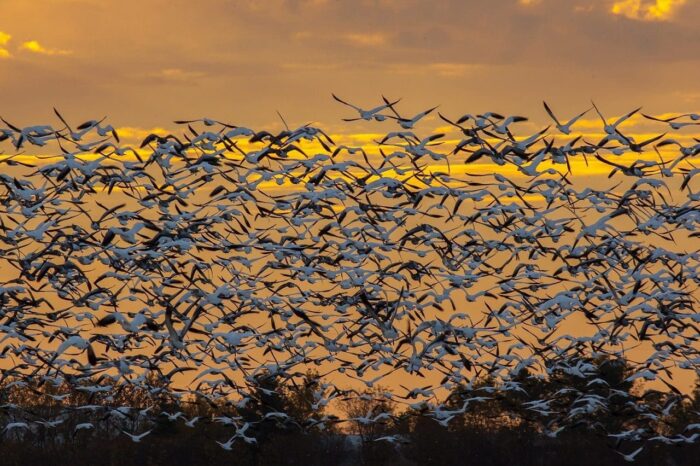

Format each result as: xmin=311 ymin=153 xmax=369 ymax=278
xmin=1 ymin=0 xmax=700 ymax=417
xmin=1 ymin=0 xmax=698 ymax=132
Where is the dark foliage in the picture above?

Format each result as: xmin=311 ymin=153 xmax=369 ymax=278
xmin=2 ymin=368 xmax=700 ymax=465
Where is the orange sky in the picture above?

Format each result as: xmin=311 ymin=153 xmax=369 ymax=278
xmin=1 ymin=0 xmax=699 ymax=400
xmin=0 ymin=0 xmax=698 ymax=133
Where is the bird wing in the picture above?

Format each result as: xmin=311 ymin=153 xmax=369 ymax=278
xmin=543 ymin=101 xmax=562 ymax=126
xmin=332 ymin=94 xmax=361 ymax=112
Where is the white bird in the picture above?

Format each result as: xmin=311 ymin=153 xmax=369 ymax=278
xmin=217 ymin=436 xmax=236 ymax=450
xmin=617 ymin=446 xmax=644 ymax=462
xmin=544 ymin=425 xmax=565 ymax=438
xmin=543 ymin=101 xmax=590 ymax=134
xmin=332 ymin=94 xmax=400 ymax=122
xmin=374 ymin=434 xmax=408 ymax=444
xmin=184 ymin=416 xmax=200 ymax=427
xmin=3 ymin=422 xmax=29 ymax=431
xmin=74 ymin=422 xmax=94 ymax=432
xmin=592 ymin=101 xmax=641 ymax=135
xmin=384 ymin=98 xmax=438 ymax=129
xmin=161 ymin=411 xmax=184 ymax=421
xmin=123 ymin=430 xmax=152 ymax=442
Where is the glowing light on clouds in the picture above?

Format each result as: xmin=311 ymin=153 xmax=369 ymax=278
xmin=611 ymin=0 xmax=687 ymax=21
xmin=20 ymin=40 xmax=72 ymax=56
xmin=0 ymin=31 xmax=11 ymax=59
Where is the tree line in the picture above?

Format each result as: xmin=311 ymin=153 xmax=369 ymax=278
xmin=1 ymin=356 xmax=699 ymax=465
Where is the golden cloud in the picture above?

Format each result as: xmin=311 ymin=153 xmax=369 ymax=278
xmin=281 ymin=62 xmax=342 ymax=71
xmin=344 ymin=33 xmax=387 ymax=47
xmin=20 ymin=40 xmax=72 ymax=56
xmin=0 ymin=31 xmax=11 ymax=59
xmin=427 ymin=63 xmax=484 ymax=78
xmin=114 ymin=126 xmax=172 ymax=141
xmin=143 ymin=68 xmax=207 ymax=84
xmin=611 ymin=0 xmax=687 ymax=21
xmin=385 ymin=62 xmax=484 ymax=78
xmin=158 ymin=68 xmax=205 ymax=79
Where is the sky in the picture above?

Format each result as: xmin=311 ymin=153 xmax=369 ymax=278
xmin=1 ymin=0 xmax=699 ymax=394
xmin=1 ymin=0 xmax=699 ymax=132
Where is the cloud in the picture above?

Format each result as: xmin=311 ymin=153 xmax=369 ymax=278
xmin=156 ymin=68 xmax=206 ymax=80
xmin=281 ymin=62 xmax=343 ymax=71
xmin=671 ymin=91 xmax=700 ymax=103
xmin=115 ymin=126 xmax=171 ymax=141
xmin=20 ymin=40 xmax=72 ymax=56
xmin=611 ymin=0 xmax=687 ymax=21
xmin=1 ymin=0 xmax=700 ymax=129
xmin=0 ymin=31 xmax=11 ymax=59
xmin=344 ymin=33 xmax=387 ymax=46
xmin=385 ymin=62 xmax=485 ymax=78
xmin=292 ymin=31 xmax=314 ymax=41
xmin=140 ymin=68 xmax=207 ymax=85
xmin=427 ymin=63 xmax=484 ymax=77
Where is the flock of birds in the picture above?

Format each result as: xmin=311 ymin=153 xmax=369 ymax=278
xmin=0 ymin=95 xmax=699 ymax=460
